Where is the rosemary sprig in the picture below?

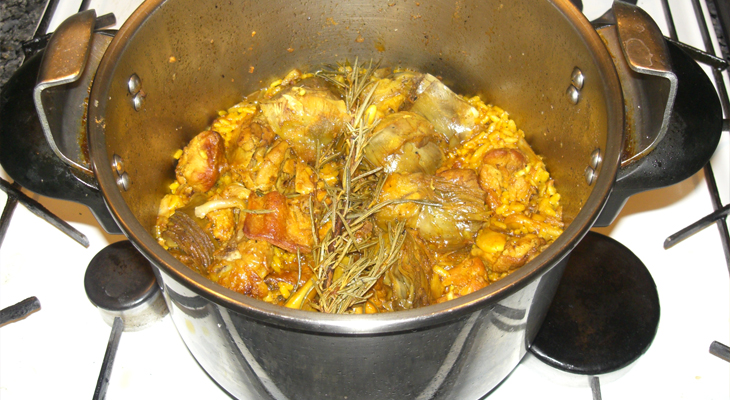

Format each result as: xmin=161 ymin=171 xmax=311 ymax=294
xmin=309 ymin=60 xmax=408 ymax=313
xmin=319 ymin=221 xmax=407 ymax=313
xmin=316 ymin=58 xmax=380 ymax=112
xmin=307 ymin=59 xmax=436 ymax=314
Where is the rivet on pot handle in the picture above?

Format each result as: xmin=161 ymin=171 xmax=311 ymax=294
xmin=584 ymin=148 xmax=602 ymax=186
xmin=128 ymin=73 xmax=146 ymax=111
xmin=32 ymin=10 xmax=97 ymax=178
xmin=567 ymin=67 xmax=584 ymax=105
xmin=112 ymin=154 xmax=131 ymax=191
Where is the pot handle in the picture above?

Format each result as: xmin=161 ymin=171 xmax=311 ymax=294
xmin=0 ymin=11 xmax=122 ymax=234
xmin=592 ymin=3 xmax=723 ymax=226
xmin=596 ymin=2 xmax=679 ymax=167
xmin=33 ymin=10 xmax=98 ymax=183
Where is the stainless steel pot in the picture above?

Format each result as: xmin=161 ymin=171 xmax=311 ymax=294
xmin=0 ymin=1 xmax=722 ymax=399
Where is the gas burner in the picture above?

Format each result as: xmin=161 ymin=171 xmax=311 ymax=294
xmin=84 ymin=240 xmax=167 ymax=400
xmin=530 ymin=231 xmax=660 ymax=397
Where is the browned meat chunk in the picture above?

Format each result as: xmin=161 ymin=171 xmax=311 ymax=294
xmin=242 ymin=191 xmax=313 ymax=253
xmin=478 ymin=148 xmax=534 ymax=209
xmin=176 ymin=130 xmax=227 ymax=193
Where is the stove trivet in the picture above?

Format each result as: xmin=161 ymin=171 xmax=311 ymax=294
xmin=530 ymin=231 xmax=660 ymax=399
xmin=0 ymin=177 xmax=89 ymax=249
xmin=0 ymin=189 xmax=19 ymax=249
xmin=664 ymin=203 xmax=730 ymax=249
xmin=659 ymin=0 xmax=730 ymax=370
xmin=710 ymin=341 xmax=730 ymax=362
xmin=84 ymin=240 xmax=168 ymax=400
xmin=0 ymin=296 xmax=41 ymax=327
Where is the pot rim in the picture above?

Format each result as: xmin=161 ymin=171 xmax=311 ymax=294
xmin=87 ymin=0 xmax=624 ymax=335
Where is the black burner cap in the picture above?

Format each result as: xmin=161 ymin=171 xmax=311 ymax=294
xmin=84 ymin=240 xmax=158 ymax=312
xmin=530 ymin=231 xmax=660 ymax=375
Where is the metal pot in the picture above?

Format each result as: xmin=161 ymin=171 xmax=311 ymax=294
xmin=0 ymin=1 xmax=722 ymax=399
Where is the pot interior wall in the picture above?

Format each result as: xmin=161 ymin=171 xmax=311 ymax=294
xmin=97 ymin=0 xmax=612 ymax=236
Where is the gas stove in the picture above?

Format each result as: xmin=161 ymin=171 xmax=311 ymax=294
xmin=1 ymin=1 xmax=728 ymax=399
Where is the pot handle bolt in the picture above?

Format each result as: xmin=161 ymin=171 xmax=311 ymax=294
xmin=567 ymin=86 xmax=580 ymax=104
xmin=111 ymin=154 xmax=130 ymax=190
xmin=111 ymin=154 xmax=124 ymax=174
xmin=585 ymin=148 xmax=601 ymax=185
xmin=584 ymin=166 xmax=597 ymax=185
xmin=128 ymin=73 xmax=145 ymax=111
xmin=589 ymin=148 xmax=602 ymax=169
xmin=116 ymin=172 xmax=131 ymax=191
xmin=567 ymin=67 xmax=584 ymax=104
xmin=132 ymin=91 xmax=145 ymax=111
xmin=128 ymin=73 xmax=141 ymax=95
xmin=571 ymin=67 xmax=585 ymax=90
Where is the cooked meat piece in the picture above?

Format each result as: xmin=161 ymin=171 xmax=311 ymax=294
xmin=208 ymin=239 xmax=273 ymax=298
xmin=491 ymin=234 xmax=546 ymax=273
xmin=242 ymin=191 xmax=313 ymax=253
xmin=252 ymin=140 xmax=290 ymax=192
xmin=228 ymin=121 xmax=276 ymax=178
xmin=175 ymin=130 xmax=227 ymax=193
xmin=204 ymin=208 xmax=236 ymax=243
xmin=433 ymin=256 xmax=489 ymax=303
xmin=478 ymin=148 xmax=534 ymax=209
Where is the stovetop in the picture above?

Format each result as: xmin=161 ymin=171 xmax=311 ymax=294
xmin=1 ymin=1 xmax=728 ymax=399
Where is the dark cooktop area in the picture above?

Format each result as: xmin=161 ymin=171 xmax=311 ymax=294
xmin=0 ymin=0 xmax=45 ymax=88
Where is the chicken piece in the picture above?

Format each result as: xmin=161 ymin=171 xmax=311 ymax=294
xmin=364 ymin=112 xmax=447 ymax=175
xmin=208 ymin=239 xmax=273 ymax=299
xmin=252 ymin=140 xmax=290 ymax=192
xmin=410 ymin=74 xmax=480 ymax=146
xmin=228 ymin=121 xmax=276 ymax=178
xmin=295 ymin=161 xmax=316 ymax=194
xmin=504 ymin=213 xmax=563 ymax=242
xmin=260 ymin=77 xmax=349 ymax=163
xmin=433 ymin=256 xmax=489 ymax=303
xmin=175 ymin=130 xmax=227 ymax=193
xmin=204 ymin=208 xmax=236 ymax=243
xmin=491 ymin=234 xmax=546 ymax=273
xmin=363 ymin=71 xmax=422 ymax=118
xmin=242 ymin=191 xmax=313 ymax=253
xmin=478 ymin=148 xmax=534 ymax=209
xmin=474 ymin=225 xmax=545 ymax=273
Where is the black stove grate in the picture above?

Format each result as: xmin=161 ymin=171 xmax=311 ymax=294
xmin=659 ymin=0 xmax=730 ymax=273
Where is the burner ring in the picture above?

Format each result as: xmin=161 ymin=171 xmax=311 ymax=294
xmin=530 ymin=231 xmax=660 ymax=375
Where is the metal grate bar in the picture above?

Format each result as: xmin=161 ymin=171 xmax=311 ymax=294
xmin=705 ymin=0 xmax=730 ymax=61
xmin=659 ymin=1 xmax=730 ymax=274
xmin=660 ymin=0 xmax=679 ymax=41
xmin=692 ymin=0 xmax=730 ymax=116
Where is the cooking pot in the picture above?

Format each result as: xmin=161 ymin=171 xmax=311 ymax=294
xmin=0 ymin=1 xmax=722 ymax=398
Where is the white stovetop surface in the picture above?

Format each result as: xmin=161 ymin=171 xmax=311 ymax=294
xmin=1 ymin=0 xmax=728 ymax=399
